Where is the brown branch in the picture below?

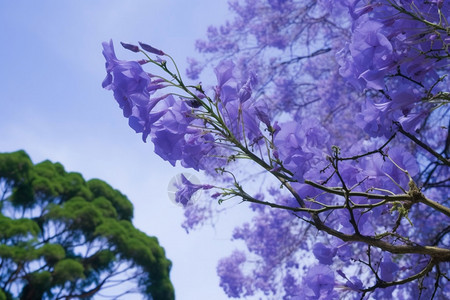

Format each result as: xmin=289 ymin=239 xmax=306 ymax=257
xmin=279 ymin=47 xmax=332 ymax=66
xmin=419 ymin=196 xmax=450 ymax=217
xmin=338 ymin=133 xmax=396 ymax=161
xmin=362 ymin=258 xmax=436 ymax=292
xmin=315 ymin=223 xmax=450 ymax=261
xmin=397 ymin=124 xmax=450 ymax=167
xmin=305 ymin=180 xmax=412 ymax=201
xmin=306 ymin=179 xmax=450 ymax=217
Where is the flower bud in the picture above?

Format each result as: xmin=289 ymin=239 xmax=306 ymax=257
xmin=139 ymin=42 xmax=165 ymax=56
xmin=120 ymin=42 xmax=140 ymax=52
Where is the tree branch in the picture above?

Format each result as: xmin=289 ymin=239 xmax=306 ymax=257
xmin=362 ymin=258 xmax=436 ymax=292
xmin=397 ymin=124 xmax=450 ymax=167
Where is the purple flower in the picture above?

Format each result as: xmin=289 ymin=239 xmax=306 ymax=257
xmin=152 ymin=129 xmax=185 ymax=166
xmin=302 ymin=264 xmax=336 ymax=299
xmin=181 ymin=131 xmax=215 ymax=171
xmin=213 ymin=62 xmax=266 ymax=143
xmin=186 ymin=57 xmax=203 ymax=80
xmin=150 ymin=96 xmax=194 ymax=165
xmin=380 ymin=253 xmax=398 ymax=282
xmin=336 ymin=208 xmax=372 ymax=235
xmin=343 ymin=1 xmax=378 ymax=20
xmin=238 ymin=73 xmax=256 ymax=103
xmin=336 ymin=243 xmax=352 ymax=262
xmin=238 ymin=80 xmax=252 ymax=102
xmin=399 ymin=110 xmax=429 ymax=133
xmin=283 ymin=272 xmax=302 ymax=299
xmin=138 ymin=42 xmax=165 ymax=56
xmin=102 ymin=39 xmax=118 ymax=74
xmin=349 ymin=20 xmax=395 ymax=89
xmin=149 ymin=95 xmax=223 ymax=171
xmin=355 ymin=98 xmax=399 ymax=138
xmin=174 ymin=174 xmax=212 ymax=207
xmin=254 ymin=106 xmax=271 ymax=129
xmin=337 ymin=270 xmax=363 ymax=291
xmin=129 ymin=109 xmax=166 ymax=142
xmin=217 ymin=251 xmax=253 ymax=298
xmin=214 ymin=60 xmax=235 ymax=89
xmin=313 ymin=243 xmax=337 ymax=265
xmin=381 ymin=146 xmax=419 ymax=187
xmin=221 ymin=99 xmax=262 ymax=143
xmin=274 ymin=120 xmax=326 ymax=181
xmin=102 ymin=40 xmax=166 ymax=141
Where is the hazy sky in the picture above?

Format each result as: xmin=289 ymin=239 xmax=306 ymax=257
xmin=0 ymin=1 xmax=250 ymax=299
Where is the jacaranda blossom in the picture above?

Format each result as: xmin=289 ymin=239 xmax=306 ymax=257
xmin=102 ymin=40 xmax=166 ymax=141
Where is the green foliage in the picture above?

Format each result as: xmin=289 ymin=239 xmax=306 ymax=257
xmin=0 ymin=150 xmax=31 ymax=183
xmin=37 ymin=244 xmax=65 ymax=265
xmin=0 ymin=289 xmax=7 ymax=300
xmin=84 ymin=249 xmax=115 ymax=272
xmin=0 ymin=243 xmax=37 ymax=263
xmin=0 ymin=150 xmax=174 ymax=300
xmin=28 ymin=271 xmax=52 ymax=290
xmin=53 ymin=259 xmax=85 ymax=283
xmin=93 ymin=196 xmax=118 ymax=219
xmin=87 ymin=179 xmax=134 ymax=221
xmin=0 ymin=215 xmax=40 ymax=240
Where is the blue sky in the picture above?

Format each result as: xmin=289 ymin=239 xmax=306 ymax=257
xmin=0 ymin=1 xmax=248 ymax=299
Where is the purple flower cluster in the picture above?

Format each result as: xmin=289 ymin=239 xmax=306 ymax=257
xmin=273 ymin=118 xmax=329 ymax=181
xmin=102 ymin=40 xmax=165 ymax=142
xmin=213 ymin=60 xmax=267 ymax=144
xmin=223 ymin=200 xmax=308 ymax=298
xmin=103 ymin=0 xmax=450 ymax=298
xmin=301 ymin=265 xmax=337 ymax=299
xmin=181 ymin=1 xmax=448 ymax=298
xmin=102 ymin=40 xmax=226 ymax=173
xmin=338 ymin=0 xmax=449 ymax=136
xmin=216 ymin=251 xmax=253 ymax=298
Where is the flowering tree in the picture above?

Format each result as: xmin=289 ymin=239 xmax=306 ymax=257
xmin=102 ymin=0 xmax=449 ymax=299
